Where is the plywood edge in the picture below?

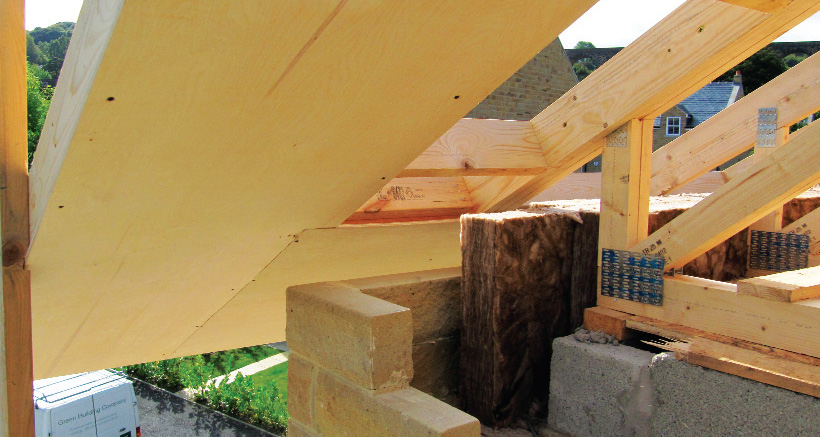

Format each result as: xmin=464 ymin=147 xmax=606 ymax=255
xmin=28 ymin=0 xmax=125 ymax=245
xmin=167 ymin=221 xmax=462 ymax=362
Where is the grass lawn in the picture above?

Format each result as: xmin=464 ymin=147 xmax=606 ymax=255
xmin=204 ymin=345 xmax=280 ymax=374
xmin=249 ymin=359 xmax=289 ymax=405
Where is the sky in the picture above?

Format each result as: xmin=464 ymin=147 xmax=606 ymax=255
xmin=25 ymin=0 xmax=820 ymax=48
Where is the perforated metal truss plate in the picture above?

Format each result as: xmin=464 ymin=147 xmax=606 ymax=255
xmin=601 ymin=249 xmax=665 ymax=306
xmin=749 ymin=230 xmax=809 ymax=272
xmin=606 ymin=124 xmax=628 ymax=148
xmin=757 ymin=107 xmax=777 ymax=148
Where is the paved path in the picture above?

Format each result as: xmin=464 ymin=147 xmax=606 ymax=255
xmin=133 ymin=379 xmax=277 ymax=436
xmin=209 ymin=352 xmax=289 ymax=386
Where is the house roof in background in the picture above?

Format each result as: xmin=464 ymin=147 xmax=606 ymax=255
xmin=678 ymin=82 xmax=741 ymax=125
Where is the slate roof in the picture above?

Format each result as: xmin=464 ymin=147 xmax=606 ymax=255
xmin=678 ymin=82 xmax=741 ymax=126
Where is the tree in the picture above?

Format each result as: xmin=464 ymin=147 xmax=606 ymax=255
xmin=718 ymin=47 xmax=787 ymax=94
xmin=572 ymin=59 xmax=595 ymax=81
xmin=27 ymin=62 xmax=53 ymax=164
xmin=783 ymin=53 xmax=807 ymax=68
xmin=40 ymin=34 xmax=71 ymax=86
xmin=571 ymin=42 xmax=598 ymax=81
xmin=26 ymin=33 xmax=45 ymax=65
xmin=29 ymin=22 xmax=74 ymax=44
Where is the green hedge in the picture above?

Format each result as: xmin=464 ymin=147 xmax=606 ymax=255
xmin=121 ymin=347 xmax=288 ymax=434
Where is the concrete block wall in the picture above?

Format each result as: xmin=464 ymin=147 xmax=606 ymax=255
xmin=549 ymin=336 xmax=820 ymax=436
xmin=287 ymin=282 xmax=479 ymax=436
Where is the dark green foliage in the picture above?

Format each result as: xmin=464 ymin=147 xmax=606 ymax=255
xmin=29 ymin=22 xmax=74 ymax=44
xmin=783 ymin=53 xmax=807 ymax=68
xmin=571 ymin=41 xmax=599 ymax=81
xmin=27 ymin=22 xmax=74 ymax=86
xmin=26 ymin=33 xmax=45 ymax=65
xmin=121 ymin=346 xmax=287 ymax=434
xmin=196 ymin=374 xmax=287 ymax=434
xmin=25 ymin=21 xmax=77 ymax=166
xmin=572 ymin=58 xmax=596 ymax=81
xmin=27 ymin=63 xmax=53 ymax=164
xmin=718 ymin=47 xmax=787 ymax=94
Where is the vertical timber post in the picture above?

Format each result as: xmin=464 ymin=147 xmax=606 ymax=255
xmin=598 ymin=119 xmax=653 ymax=298
xmin=0 ymin=0 xmax=35 ymax=434
xmin=750 ymin=108 xmax=787 ymax=232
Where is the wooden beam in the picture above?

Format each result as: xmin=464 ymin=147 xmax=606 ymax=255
xmin=0 ymin=0 xmax=34 ymax=434
xmin=27 ymin=1 xmax=597 ymax=377
xmin=748 ymin=113 xmax=788 ymax=247
xmin=632 ymin=120 xmax=820 ymax=269
xmin=3 ymin=268 xmax=33 ymax=434
xmin=651 ymin=52 xmax=820 ymax=196
xmin=600 ymin=275 xmax=820 ymax=359
xmin=738 ymin=266 xmax=820 ymax=302
xmin=582 ymin=307 xmax=632 ymax=341
xmin=718 ymin=0 xmax=792 ymax=13
xmin=598 ymin=120 xmax=652 ymax=251
xmin=474 ymin=0 xmax=820 ymax=212
xmin=528 ymin=170 xmax=729 ymax=203
xmin=625 ymin=316 xmax=820 ymax=398
xmin=345 ymin=177 xmax=473 ymax=224
xmin=1 ymin=0 xmax=29 ymax=268
xmin=398 ymin=119 xmax=546 ymax=177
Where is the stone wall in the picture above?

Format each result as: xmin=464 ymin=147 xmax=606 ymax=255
xmin=467 ymin=39 xmax=577 ymax=121
xmin=286 ymin=281 xmax=477 ymax=436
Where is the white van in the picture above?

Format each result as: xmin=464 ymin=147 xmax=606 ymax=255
xmin=33 ymin=369 xmax=141 ymax=437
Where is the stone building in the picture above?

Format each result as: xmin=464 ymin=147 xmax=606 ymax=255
xmin=468 ymin=39 xmax=578 ymax=121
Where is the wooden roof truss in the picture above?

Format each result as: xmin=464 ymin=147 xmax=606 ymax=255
xmin=15 ymin=0 xmax=820 ymax=390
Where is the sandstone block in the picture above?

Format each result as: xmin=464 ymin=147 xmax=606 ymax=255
xmin=288 ymin=419 xmax=319 ymax=437
xmin=353 ymin=267 xmax=462 ymax=342
xmin=314 ymin=368 xmax=479 ymax=436
xmin=411 ymin=337 xmax=460 ymax=407
xmin=288 ymin=352 xmax=316 ymax=426
xmin=287 ymin=282 xmax=413 ymax=392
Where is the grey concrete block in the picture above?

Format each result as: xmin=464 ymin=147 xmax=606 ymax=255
xmin=650 ymin=353 xmax=820 ymax=436
xmin=548 ymin=336 xmax=655 ymax=437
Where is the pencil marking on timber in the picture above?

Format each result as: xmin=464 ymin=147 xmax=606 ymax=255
xmin=376 ymin=186 xmax=426 ymax=201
